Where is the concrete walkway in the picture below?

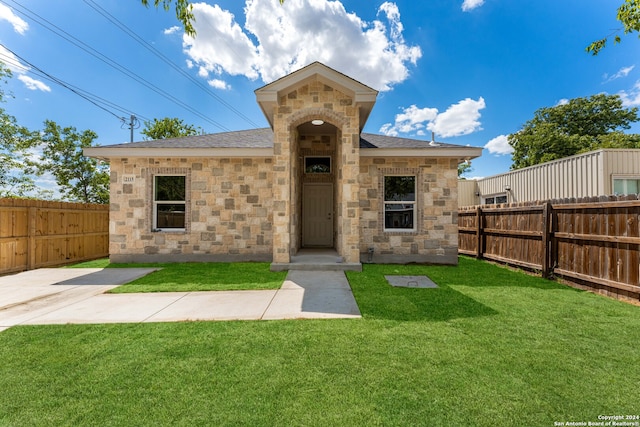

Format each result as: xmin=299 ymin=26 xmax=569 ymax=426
xmin=0 ymin=268 xmax=361 ymax=332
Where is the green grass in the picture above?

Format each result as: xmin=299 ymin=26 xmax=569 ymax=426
xmin=1 ymin=256 xmax=639 ymax=426
xmin=68 ymin=259 xmax=287 ymax=292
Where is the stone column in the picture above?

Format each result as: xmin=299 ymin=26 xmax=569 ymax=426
xmin=272 ymin=121 xmax=292 ymax=263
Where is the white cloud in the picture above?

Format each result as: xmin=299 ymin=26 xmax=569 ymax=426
xmin=462 ymin=0 xmax=485 ymax=12
xmin=484 ymin=134 xmax=513 ymax=155
xmin=0 ymin=45 xmax=50 ymax=92
xmin=18 ymin=75 xmax=51 ymax=92
xmin=556 ymin=98 xmax=569 ymax=106
xmin=604 ymin=65 xmax=635 ymax=83
xmin=380 ymin=97 xmax=485 ymax=138
xmin=208 ymin=79 xmax=230 ymax=90
xmin=379 ymin=105 xmax=438 ymax=136
xmin=0 ymin=4 xmax=28 ymax=34
xmin=182 ymin=0 xmax=421 ymax=91
xmin=164 ymin=25 xmax=181 ymax=35
xmin=429 ymin=97 xmax=486 ymax=137
xmin=619 ymin=80 xmax=640 ymax=107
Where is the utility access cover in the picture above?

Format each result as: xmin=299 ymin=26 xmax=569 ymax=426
xmin=385 ymin=275 xmax=438 ymax=289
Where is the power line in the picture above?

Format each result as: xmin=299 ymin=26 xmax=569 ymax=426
xmin=83 ymin=0 xmax=261 ymax=128
xmin=0 ymin=44 xmax=147 ymax=122
xmin=2 ymin=0 xmax=231 ymax=132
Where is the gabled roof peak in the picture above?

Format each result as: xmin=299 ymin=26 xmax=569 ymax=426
xmin=255 ymin=61 xmax=378 ymax=130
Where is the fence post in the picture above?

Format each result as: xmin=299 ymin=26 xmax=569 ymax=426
xmin=476 ymin=206 xmax=483 ymax=259
xmin=541 ymin=202 xmax=552 ymax=278
xmin=27 ymin=206 xmax=37 ymax=270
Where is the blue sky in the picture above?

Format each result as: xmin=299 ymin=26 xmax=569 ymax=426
xmin=1 ymin=0 xmax=639 ymax=180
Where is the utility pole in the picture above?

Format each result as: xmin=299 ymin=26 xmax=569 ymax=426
xmin=122 ymin=115 xmax=140 ymax=143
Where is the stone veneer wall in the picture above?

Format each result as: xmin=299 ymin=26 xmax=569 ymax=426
xmin=109 ymin=157 xmax=274 ymax=263
xmin=359 ymin=157 xmax=459 ymax=265
xmin=272 ymin=78 xmax=361 ymax=263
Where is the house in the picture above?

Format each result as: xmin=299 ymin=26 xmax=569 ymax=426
xmin=85 ymin=62 xmax=482 ymax=270
xmin=459 ymin=149 xmax=640 ymax=206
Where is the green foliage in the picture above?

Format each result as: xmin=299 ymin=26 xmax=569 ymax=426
xmin=509 ymin=94 xmax=640 ymax=169
xmin=458 ymin=161 xmax=473 ymax=178
xmin=141 ymin=0 xmax=196 ymax=36
xmin=140 ymin=0 xmax=286 ymax=36
xmin=38 ymin=120 xmax=109 ymax=204
xmin=141 ymin=117 xmax=203 ymax=140
xmin=0 ymin=64 xmax=42 ymax=198
xmin=587 ymin=0 xmax=640 ymax=54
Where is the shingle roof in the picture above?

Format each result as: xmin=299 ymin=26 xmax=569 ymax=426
xmin=107 ymin=128 xmax=275 ymax=149
xmin=105 ymin=128 xmax=462 ymax=150
xmin=359 ymin=133 xmax=462 ymax=149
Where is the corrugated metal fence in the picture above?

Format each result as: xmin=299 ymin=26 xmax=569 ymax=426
xmin=459 ymin=195 xmax=640 ymax=301
xmin=0 ymin=198 xmax=109 ymax=275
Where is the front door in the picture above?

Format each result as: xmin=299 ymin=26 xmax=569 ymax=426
xmin=302 ymin=183 xmax=333 ymax=247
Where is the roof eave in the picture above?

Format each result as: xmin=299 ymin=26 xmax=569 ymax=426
xmin=360 ymin=146 xmax=483 ymax=159
xmin=83 ymin=147 xmax=274 ymax=160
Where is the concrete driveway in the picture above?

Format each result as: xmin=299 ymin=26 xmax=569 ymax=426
xmin=0 ymin=268 xmax=361 ymax=332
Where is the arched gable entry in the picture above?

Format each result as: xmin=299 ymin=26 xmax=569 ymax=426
xmin=254 ymin=62 xmax=378 ymax=264
xmin=287 ymin=111 xmax=346 ymax=255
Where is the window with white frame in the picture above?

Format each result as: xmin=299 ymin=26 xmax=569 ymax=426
xmin=483 ymin=193 xmax=507 ymax=205
xmin=153 ymin=175 xmax=186 ymax=230
xmin=384 ymin=176 xmax=416 ymax=231
xmin=613 ymin=177 xmax=640 ymax=195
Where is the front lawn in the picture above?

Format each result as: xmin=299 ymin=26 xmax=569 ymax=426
xmin=68 ymin=259 xmax=287 ymax=292
xmin=1 ymin=257 xmax=638 ymax=426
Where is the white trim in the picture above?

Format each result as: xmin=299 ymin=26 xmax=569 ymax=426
xmin=153 ymin=174 xmax=186 ymax=232
xmin=482 ymin=192 xmax=508 ymax=205
xmin=361 ymin=147 xmax=482 ymax=158
xmin=612 ymin=175 xmax=640 ymax=195
xmin=383 ymin=175 xmax=417 ymax=232
xmin=84 ymin=147 xmax=273 ymax=160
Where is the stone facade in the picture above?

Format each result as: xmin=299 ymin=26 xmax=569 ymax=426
xmin=358 ymin=157 xmax=460 ymax=264
xmin=108 ymin=157 xmax=273 ymax=263
xmin=87 ymin=62 xmax=480 ymax=267
xmin=271 ymin=78 xmax=361 ymax=263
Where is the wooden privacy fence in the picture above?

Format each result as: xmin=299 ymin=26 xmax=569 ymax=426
xmin=0 ymin=198 xmax=109 ymax=275
xmin=459 ymin=195 xmax=640 ymax=301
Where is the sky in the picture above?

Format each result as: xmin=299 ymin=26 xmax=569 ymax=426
xmin=0 ymin=0 xmax=639 ymax=181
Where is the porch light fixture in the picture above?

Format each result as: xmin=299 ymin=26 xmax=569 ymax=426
xmin=311 ymin=119 xmax=324 ymax=126
xmin=504 ymin=185 xmax=511 ymax=191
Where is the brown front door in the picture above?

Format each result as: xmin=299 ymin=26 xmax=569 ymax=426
xmin=302 ymin=183 xmax=333 ymax=247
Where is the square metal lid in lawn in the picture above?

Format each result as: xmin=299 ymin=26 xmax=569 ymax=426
xmin=385 ymin=275 xmax=439 ymax=288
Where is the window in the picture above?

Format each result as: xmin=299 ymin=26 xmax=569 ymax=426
xmin=153 ymin=175 xmax=186 ymax=230
xmin=613 ymin=178 xmax=640 ymax=195
xmin=483 ymin=193 xmax=507 ymax=205
xmin=304 ymin=156 xmax=331 ymax=173
xmin=384 ymin=176 xmax=416 ymax=231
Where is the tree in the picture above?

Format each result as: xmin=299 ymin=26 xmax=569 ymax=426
xmin=458 ymin=161 xmax=473 ymax=178
xmin=508 ymin=94 xmax=640 ymax=169
xmin=141 ymin=0 xmax=196 ymax=36
xmin=141 ymin=117 xmax=203 ymax=140
xmin=140 ymin=0 xmax=285 ymax=36
xmin=0 ymin=64 xmax=42 ymax=198
xmin=38 ymin=120 xmax=109 ymax=204
xmin=587 ymin=0 xmax=640 ymax=54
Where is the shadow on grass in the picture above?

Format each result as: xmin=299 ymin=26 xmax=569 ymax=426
xmin=346 ymin=257 xmax=582 ymax=321
xmin=105 ymin=262 xmax=287 ymax=293
xmin=347 ymin=270 xmax=498 ymax=322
